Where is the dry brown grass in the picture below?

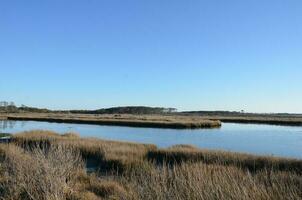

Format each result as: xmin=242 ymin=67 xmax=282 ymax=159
xmin=14 ymin=130 xmax=60 ymax=139
xmin=202 ymin=115 xmax=302 ymax=126
xmin=72 ymin=173 xmax=129 ymax=200
xmin=4 ymin=113 xmax=221 ymax=129
xmin=12 ymin=130 xmax=156 ymax=173
xmin=147 ymin=145 xmax=302 ymax=174
xmin=123 ymin=162 xmax=302 ymax=200
xmin=62 ymin=132 xmax=81 ymax=139
xmin=0 ymin=144 xmax=84 ymax=200
xmin=0 ymin=130 xmax=301 ymax=200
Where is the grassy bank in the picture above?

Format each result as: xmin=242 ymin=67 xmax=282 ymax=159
xmin=0 ymin=130 xmax=301 ymax=199
xmin=181 ymin=112 xmax=302 ymax=126
xmin=3 ymin=113 xmax=222 ymax=129
xmin=205 ymin=116 xmax=302 ymax=126
xmin=0 ymin=116 xmax=7 ymax=120
xmin=3 ymin=111 xmax=302 ymax=127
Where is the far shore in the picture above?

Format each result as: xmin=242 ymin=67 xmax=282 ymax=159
xmin=2 ymin=112 xmax=302 ymax=128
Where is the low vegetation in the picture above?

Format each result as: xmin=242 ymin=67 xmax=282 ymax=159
xmin=0 ymin=130 xmax=301 ymax=199
xmin=182 ymin=111 xmax=302 ymax=126
xmin=0 ymin=133 xmax=11 ymax=138
xmin=4 ymin=113 xmax=222 ymax=129
xmin=0 ymin=144 xmax=83 ymax=200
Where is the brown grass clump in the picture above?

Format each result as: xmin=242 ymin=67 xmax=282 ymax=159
xmin=66 ymin=191 xmax=101 ymax=200
xmin=62 ymin=132 xmax=80 ymax=139
xmin=14 ymin=130 xmax=60 ymax=140
xmin=73 ymin=173 xmax=129 ymax=199
xmin=89 ymin=180 xmax=127 ymax=199
xmin=70 ymin=179 xmax=132 ymax=200
xmin=147 ymin=147 xmax=302 ymax=174
xmin=0 ymin=144 xmax=84 ymax=200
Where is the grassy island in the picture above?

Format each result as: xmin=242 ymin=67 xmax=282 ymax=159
xmin=3 ymin=113 xmax=222 ymax=129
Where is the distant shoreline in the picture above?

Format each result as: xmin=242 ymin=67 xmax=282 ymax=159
xmin=2 ymin=112 xmax=302 ymax=128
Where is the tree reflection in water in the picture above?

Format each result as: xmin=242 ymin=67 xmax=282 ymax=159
xmin=0 ymin=120 xmax=17 ymax=130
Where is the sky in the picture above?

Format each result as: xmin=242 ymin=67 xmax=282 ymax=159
xmin=0 ymin=0 xmax=302 ymax=113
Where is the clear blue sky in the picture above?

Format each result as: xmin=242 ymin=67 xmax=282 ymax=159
xmin=1 ymin=0 xmax=301 ymax=113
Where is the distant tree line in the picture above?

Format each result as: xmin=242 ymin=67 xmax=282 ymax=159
xmin=0 ymin=101 xmax=18 ymax=113
xmin=0 ymin=101 xmax=15 ymax=107
xmin=1 ymin=102 xmax=301 ymax=117
xmin=0 ymin=103 xmax=177 ymax=115
xmin=68 ymin=106 xmax=178 ymax=115
xmin=0 ymin=101 xmax=51 ymax=113
xmin=181 ymin=111 xmax=246 ymax=116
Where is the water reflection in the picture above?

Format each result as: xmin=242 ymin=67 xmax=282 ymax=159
xmin=0 ymin=120 xmax=301 ymax=159
xmin=0 ymin=120 xmax=17 ymax=130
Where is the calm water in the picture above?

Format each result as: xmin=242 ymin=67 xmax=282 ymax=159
xmin=1 ymin=120 xmax=302 ymax=159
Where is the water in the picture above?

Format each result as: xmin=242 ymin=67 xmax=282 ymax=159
xmin=1 ymin=120 xmax=302 ymax=159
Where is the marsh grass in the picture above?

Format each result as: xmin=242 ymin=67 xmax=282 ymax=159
xmin=12 ymin=130 xmax=156 ymax=173
xmin=0 ymin=144 xmax=84 ymax=200
xmin=5 ymin=113 xmax=222 ymax=129
xmin=123 ymin=161 xmax=302 ymax=200
xmin=205 ymin=116 xmax=302 ymax=126
xmin=0 ymin=130 xmax=300 ymax=200
xmin=147 ymin=145 xmax=302 ymax=174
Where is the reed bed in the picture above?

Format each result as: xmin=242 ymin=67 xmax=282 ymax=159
xmin=147 ymin=145 xmax=302 ymax=174
xmin=0 ymin=144 xmax=84 ymax=200
xmin=0 ymin=130 xmax=300 ymax=200
xmin=12 ymin=130 xmax=156 ymax=173
xmin=123 ymin=162 xmax=302 ymax=200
